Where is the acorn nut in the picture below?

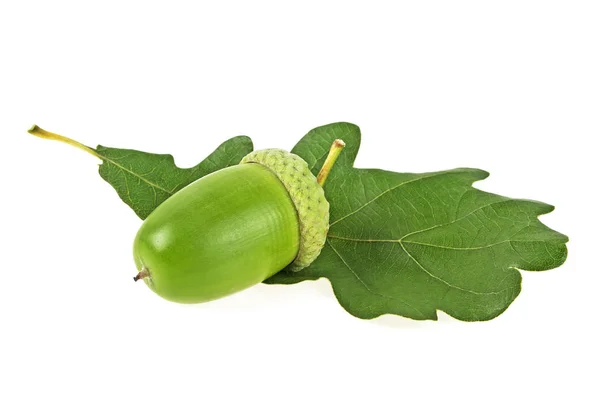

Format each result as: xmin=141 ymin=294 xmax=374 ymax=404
xmin=132 ymin=140 xmax=345 ymax=303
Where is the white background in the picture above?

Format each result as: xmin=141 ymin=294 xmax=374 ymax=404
xmin=1 ymin=1 xmax=598 ymax=406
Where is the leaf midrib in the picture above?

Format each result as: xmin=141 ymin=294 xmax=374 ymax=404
xmin=329 ymin=235 xmax=516 ymax=296
xmin=328 ymin=197 xmax=531 ymax=245
xmin=98 ymin=153 xmax=174 ymax=195
xmin=327 ymin=235 xmax=554 ymax=250
xmin=325 ymin=198 xmax=532 ymax=296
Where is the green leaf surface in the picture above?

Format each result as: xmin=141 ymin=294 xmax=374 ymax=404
xmin=95 ymin=136 xmax=253 ymax=219
xmin=265 ymin=123 xmax=568 ymax=321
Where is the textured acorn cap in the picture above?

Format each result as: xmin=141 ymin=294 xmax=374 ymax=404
xmin=241 ymin=149 xmax=329 ymax=271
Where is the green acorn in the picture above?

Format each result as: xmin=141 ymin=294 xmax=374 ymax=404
xmin=133 ymin=140 xmax=345 ymax=303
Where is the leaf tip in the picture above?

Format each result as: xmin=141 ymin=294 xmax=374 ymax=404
xmin=462 ymin=168 xmax=491 ymax=186
xmin=539 ymin=202 xmax=555 ymax=215
xmin=473 ymin=168 xmax=490 ymax=180
xmin=238 ymin=135 xmax=254 ymax=149
xmin=523 ymin=199 xmax=557 ymax=216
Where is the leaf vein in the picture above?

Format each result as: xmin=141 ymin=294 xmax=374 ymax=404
xmin=398 ymin=241 xmax=510 ymax=296
xmin=327 ymin=241 xmax=427 ymax=318
xmin=99 ymin=154 xmax=173 ymax=195
xmin=329 ymin=172 xmax=447 ymax=227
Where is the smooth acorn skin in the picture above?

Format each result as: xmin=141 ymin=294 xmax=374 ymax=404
xmin=133 ymin=163 xmax=300 ymax=303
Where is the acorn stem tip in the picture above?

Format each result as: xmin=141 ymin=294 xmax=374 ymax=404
xmin=133 ymin=269 xmax=150 ymax=282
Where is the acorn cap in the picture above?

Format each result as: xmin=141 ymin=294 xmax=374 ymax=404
xmin=241 ymin=149 xmax=329 ymax=271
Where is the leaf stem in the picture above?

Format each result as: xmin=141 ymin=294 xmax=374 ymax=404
xmin=317 ymin=139 xmax=345 ymax=186
xmin=28 ymin=125 xmax=100 ymax=159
